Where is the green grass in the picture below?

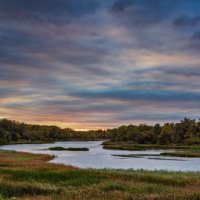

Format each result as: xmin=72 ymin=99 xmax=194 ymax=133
xmin=48 ymin=147 xmax=89 ymax=151
xmin=103 ymin=141 xmax=200 ymax=151
xmin=0 ymin=150 xmax=200 ymax=199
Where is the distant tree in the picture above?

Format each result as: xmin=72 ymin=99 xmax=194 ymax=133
xmin=158 ymin=123 xmax=173 ymax=144
xmin=0 ymin=118 xmax=200 ymax=145
xmin=11 ymin=132 xmax=21 ymax=141
xmin=0 ymin=127 xmax=7 ymax=143
xmin=154 ymin=124 xmax=161 ymax=136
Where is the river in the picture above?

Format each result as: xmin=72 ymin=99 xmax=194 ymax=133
xmin=0 ymin=141 xmax=200 ymax=171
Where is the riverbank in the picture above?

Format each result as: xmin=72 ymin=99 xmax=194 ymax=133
xmin=0 ymin=139 xmax=107 ymax=146
xmin=0 ymin=150 xmax=200 ymax=200
xmin=0 ymin=140 xmax=54 ymax=146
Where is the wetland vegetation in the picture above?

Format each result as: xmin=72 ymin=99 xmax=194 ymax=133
xmin=0 ymin=150 xmax=200 ymax=200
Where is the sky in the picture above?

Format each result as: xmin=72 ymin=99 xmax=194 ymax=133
xmin=0 ymin=0 xmax=200 ymax=130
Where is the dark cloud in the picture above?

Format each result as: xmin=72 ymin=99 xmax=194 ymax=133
xmin=117 ymin=113 xmax=188 ymax=121
xmin=162 ymin=66 xmax=200 ymax=77
xmin=110 ymin=0 xmax=167 ymax=27
xmin=173 ymin=15 xmax=200 ymax=28
xmin=145 ymin=66 xmax=200 ymax=78
xmin=0 ymin=88 xmax=18 ymax=98
xmin=191 ymin=31 xmax=200 ymax=40
xmin=0 ymin=66 xmax=27 ymax=82
xmin=108 ymin=0 xmax=200 ymax=53
xmin=0 ymin=0 xmax=101 ymax=25
xmin=0 ymin=26 xmax=111 ymax=77
xmin=69 ymin=87 xmax=200 ymax=102
xmin=186 ymin=31 xmax=200 ymax=50
xmin=110 ymin=0 xmax=133 ymax=13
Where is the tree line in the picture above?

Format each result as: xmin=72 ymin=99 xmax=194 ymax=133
xmin=107 ymin=118 xmax=200 ymax=145
xmin=0 ymin=118 xmax=200 ymax=145
xmin=0 ymin=119 xmax=107 ymax=144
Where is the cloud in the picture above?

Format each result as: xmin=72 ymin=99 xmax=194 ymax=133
xmin=69 ymin=87 xmax=200 ymax=103
xmin=110 ymin=0 xmax=133 ymax=14
xmin=187 ymin=31 xmax=200 ymax=50
xmin=110 ymin=0 xmax=168 ymax=27
xmin=1 ymin=0 xmax=200 ymax=129
xmin=134 ymin=65 xmax=200 ymax=79
xmin=0 ymin=0 xmax=102 ymax=25
xmin=191 ymin=31 xmax=200 ymax=40
xmin=173 ymin=15 xmax=200 ymax=28
xmin=117 ymin=113 xmax=189 ymax=122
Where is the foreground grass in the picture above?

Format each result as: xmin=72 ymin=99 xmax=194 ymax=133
xmin=0 ymin=150 xmax=200 ymax=200
xmin=48 ymin=147 xmax=89 ymax=151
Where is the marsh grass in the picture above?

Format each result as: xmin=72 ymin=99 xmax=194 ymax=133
xmin=9 ymin=170 xmax=104 ymax=187
xmin=103 ymin=141 xmax=200 ymax=151
xmin=0 ymin=181 xmax=58 ymax=197
xmin=161 ymin=151 xmax=200 ymax=158
xmin=0 ymin=150 xmax=200 ymax=199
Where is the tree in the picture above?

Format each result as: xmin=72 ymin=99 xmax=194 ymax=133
xmin=158 ymin=123 xmax=173 ymax=144
xmin=0 ymin=127 xmax=7 ymax=143
xmin=11 ymin=132 xmax=21 ymax=141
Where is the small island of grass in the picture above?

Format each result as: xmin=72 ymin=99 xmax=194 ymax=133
xmin=102 ymin=141 xmax=196 ymax=151
xmin=48 ymin=146 xmax=89 ymax=151
xmin=161 ymin=151 xmax=200 ymax=158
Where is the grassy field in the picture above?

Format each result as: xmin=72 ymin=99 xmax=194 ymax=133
xmin=48 ymin=147 xmax=89 ymax=151
xmin=0 ymin=150 xmax=200 ymax=199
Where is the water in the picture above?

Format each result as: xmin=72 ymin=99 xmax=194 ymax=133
xmin=0 ymin=141 xmax=200 ymax=171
